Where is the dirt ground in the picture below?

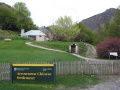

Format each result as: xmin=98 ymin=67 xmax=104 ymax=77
xmin=80 ymin=75 xmax=120 ymax=90
xmin=68 ymin=75 xmax=120 ymax=90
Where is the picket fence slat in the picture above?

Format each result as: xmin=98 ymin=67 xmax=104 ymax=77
xmin=0 ymin=60 xmax=120 ymax=81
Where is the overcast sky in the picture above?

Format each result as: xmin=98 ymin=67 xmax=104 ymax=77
xmin=1 ymin=0 xmax=120 ymax=27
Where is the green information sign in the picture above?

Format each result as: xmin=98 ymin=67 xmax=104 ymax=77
xmin=10 ymin=64 xmax=56 ymax=85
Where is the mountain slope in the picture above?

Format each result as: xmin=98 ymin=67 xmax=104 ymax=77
xmin=81 ymin=8 xmax=117 ymax=32
xmin=0 ymin=2 xmax=12 ymax=8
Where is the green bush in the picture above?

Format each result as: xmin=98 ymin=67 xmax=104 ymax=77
xmin=0 ymin=36 xmax=4 ymax=40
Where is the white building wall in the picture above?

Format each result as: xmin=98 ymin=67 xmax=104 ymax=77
xmin=36 ymin=35 xmax=45 ymax=41
xmin=75 ymin=46 xmax=79 ymax=54
xmin=21 ymin=29 xmax=25 ymax=37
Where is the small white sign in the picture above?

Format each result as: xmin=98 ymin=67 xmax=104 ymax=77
xmin=110 ymin=52 xmax=118 ymax=56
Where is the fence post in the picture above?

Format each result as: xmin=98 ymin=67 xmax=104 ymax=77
xmin=10 ymin=64 xmax=13 ymax=83
xmin=80 ymin=60 xmax=83 ymax=75
xmin=112 ymin=61 xmax=114 ymax=74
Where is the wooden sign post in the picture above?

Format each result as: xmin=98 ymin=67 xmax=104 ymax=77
xmin=10 ymin=64 xmax=56 ymax=85
xmin=109 ymin=52 xmax=118 ymax=59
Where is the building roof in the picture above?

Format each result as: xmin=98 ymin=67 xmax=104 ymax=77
xmin=22 ymin=30 xmax=46 ymax=36
xmin=41 ymin=27 xmax=51 ymax=33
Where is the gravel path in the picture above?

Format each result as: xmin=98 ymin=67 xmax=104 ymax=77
xmin=85 ymin=43 xmax=97 ymax=59
xmin=85 ymin=79 xmax=120 ymax=90
xmin=80 ymin=44 xmax=120 ymax=90
xmin=25 ymin=42 xmax=66 ymax=53
xmin=79 ymin=75 xmax=120 ymax=90
xmin=74 ymin=44 xmax=120 ymax=90
xmin=25 ymin=42 xmax=120 ymax=90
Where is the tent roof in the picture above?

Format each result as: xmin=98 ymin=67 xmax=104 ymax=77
xmin=22 ymin=30 xmax=46 ymax=36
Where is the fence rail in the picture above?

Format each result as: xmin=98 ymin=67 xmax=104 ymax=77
xmin=0 ymin=60 xmax=120 ymax=81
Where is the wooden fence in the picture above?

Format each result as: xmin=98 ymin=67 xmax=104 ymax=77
xmin=0 ymin=60 xmax=120 ymax=81
xmin=0 ymin=63 xmax=10 ymax=81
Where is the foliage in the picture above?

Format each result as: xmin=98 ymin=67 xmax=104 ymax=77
xmin=104 ymin=7 xmax=120 ymax=38
xmin=95 ymin=24 xmax=106 ymax=43
xmin=50 ymin=25 xmax=63 ymax=41
xmin=65 ymin=24 xmax=80 ymax=41
xmin=13 ymin=2 xmax=31 ymax=17
xmin=50 ymin=16 xmax=80 ymax=41
xmin=55 ymin=16 xmax=73 ymax=28
xmin=76 ymin=23 xmax=98 ymax=45
xmin=13 ymin=2 xmax=39 ymax=31
xmin=0 ymin=2 xmax=38 ymax=32
xmin=0 ymin=29 xmax=19 ymax=39
xmin=96 ymin=38 xmax=120 ymax=59
xmin=0 ymin=6 xmax=18 ymax=31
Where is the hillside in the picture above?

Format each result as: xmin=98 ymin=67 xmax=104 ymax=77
xmin=81 ymin=8 xmax=117 ymax=32
xmin=0 ymin=2 xmax=12 ymax=8
xmin=0 ymin=29 xmax=19 ymax=40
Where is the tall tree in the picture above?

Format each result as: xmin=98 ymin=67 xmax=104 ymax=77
xmin=13 ymin=2 xmax=38 ymax=31
xmin=0 ymin=6 xmax=18 ymax=31
xmin=13 ymin=2 xmax=30 ymax=17
xmin=105 ymin=6 xmax=120 ymax=38
xmin=50 ymin=16 xmax=80 ymax=41
xmin=55 ymin=16 xmax=73 ymax=28
xmin=76 ymin=23 xmax=98 ymax=44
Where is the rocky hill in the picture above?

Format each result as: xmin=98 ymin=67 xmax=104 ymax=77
xmin=0 ymin=2 xmax=12 ymax=8
xmin=81 ymin=8 xmax=117 ymax=32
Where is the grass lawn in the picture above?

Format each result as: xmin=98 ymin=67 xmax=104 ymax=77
xmin=34 ymin=41 xmax=87 ymax=56
xmin=0 ymin=75 xmax=99 ymax=90
xmin=0 ymin=40 xmax=80 ymax=63
xmin=0 ymin=40 xmax=100 ymax=89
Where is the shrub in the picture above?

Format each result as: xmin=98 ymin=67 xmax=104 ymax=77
xmin=96 ymin=38 xmax=120 ymax=59
xmin=0 ymin=36 xmax=4 ymax=40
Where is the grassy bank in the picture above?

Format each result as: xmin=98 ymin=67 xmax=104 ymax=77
xmin=34 ymin=41 xmax=87 ymax=56
xmin=0 ymin=29 xmax=19 ymax=40
xmin=0 ymin=75 xmax=99 ymax=90
xmin=0 ymin=40 xmax=80 ymax=63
